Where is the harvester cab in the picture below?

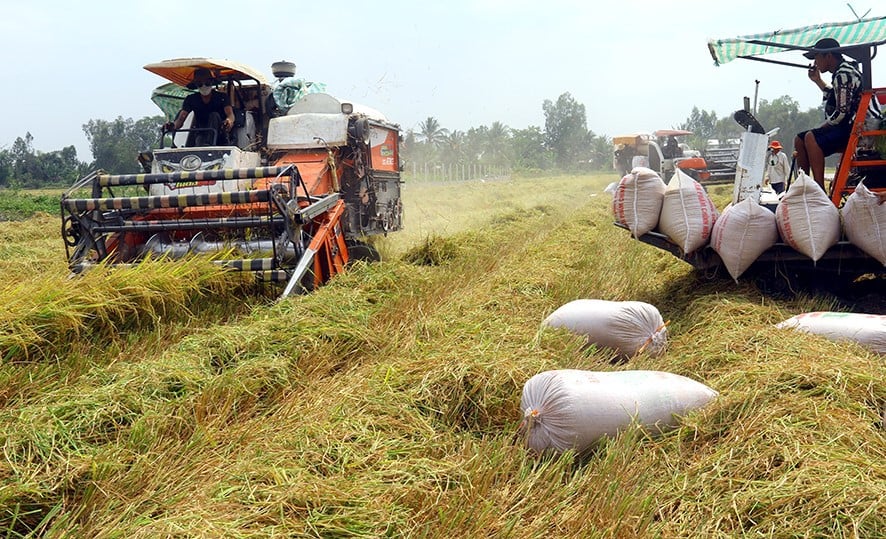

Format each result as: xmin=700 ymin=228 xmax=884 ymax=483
xmin=613 ymin=130 xmax=711 ymax=182
xmin=61 ymin=58 xmax=402 ymax=298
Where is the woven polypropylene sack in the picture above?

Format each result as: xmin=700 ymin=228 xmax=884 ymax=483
xmin=775 ymin=171 xmax=840 ymax=262
xmin=711 ymin=197 xmax=778 ymax=280
xmin=542 ymin=299 xmax=668 ymax=358
xmin=842 ymin=182 xmax=886 ymax=265
xmin=520 ymin=369 xmax=718 ymax=454
xmin=658 ymin=169 xmax=719 ymax=254
xmin=777 ymin=312 xmax=886 ymax=354
xmin=612 ymin=167 xmax=666 ymax=237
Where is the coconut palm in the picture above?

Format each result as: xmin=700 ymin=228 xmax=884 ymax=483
xmin=485 ymin=121 xmax=511 ymax=165
xmin=418 ymin=117 xmax=449 ymax=148
xmin=440 ymin=130 xmax=467 ymax=164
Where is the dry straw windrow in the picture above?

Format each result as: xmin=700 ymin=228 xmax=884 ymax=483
xmin=0 ymin=255 xmax=260 ymax=362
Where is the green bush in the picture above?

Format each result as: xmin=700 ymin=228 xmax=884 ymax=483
xmin=0 ymin=190 xmax=60 ymax=221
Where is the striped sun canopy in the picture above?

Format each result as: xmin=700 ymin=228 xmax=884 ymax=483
xmin=708 ymin=16 xmax=886 ymax=66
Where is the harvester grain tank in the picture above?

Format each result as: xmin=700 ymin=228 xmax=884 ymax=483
xmin=61 ymin=58 xmax=402 ymax=297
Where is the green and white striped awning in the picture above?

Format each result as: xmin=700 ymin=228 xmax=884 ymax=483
xmin=151 ymin=83 xmax=194 ymax=120
xmin=708 ymin=16 xmax=886 ymax=65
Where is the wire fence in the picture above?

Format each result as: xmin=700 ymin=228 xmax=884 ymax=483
xmin=404 ymin=162 xmax=511 ymax=182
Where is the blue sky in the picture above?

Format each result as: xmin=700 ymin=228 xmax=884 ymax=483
xmin=0 ymin=0 xmax=879 ymax=160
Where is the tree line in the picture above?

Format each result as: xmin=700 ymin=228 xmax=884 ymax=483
xmin=0 ymin=94 xmax=826 ymax=188
xmin=408 ymin=93 xmax=828 ymax=177
xmin=0 ymin=115 xmax=164 ymax=188
xmin=677 ymin=96 xmax=824 ymax=155
xmin=406 ymin=93 xmax=612 ymax=175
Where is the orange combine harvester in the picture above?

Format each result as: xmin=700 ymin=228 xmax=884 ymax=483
xmin=62 ymin=58 xmax=402 ymax=297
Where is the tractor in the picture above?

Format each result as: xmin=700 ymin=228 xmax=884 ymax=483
xmin=61 ymin=58 xmax=402 ymax=298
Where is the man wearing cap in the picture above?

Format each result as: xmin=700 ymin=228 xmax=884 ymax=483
xmin=764 ymin=140 xmax=790 ymax=194
xmin=164 ymin=68 xmax=235 ymax=146
xmin=793 ymin=38 xmax=869 ymax=191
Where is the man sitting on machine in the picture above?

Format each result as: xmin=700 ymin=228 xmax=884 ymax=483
xmin=164 ymin=68 xmax=235 ymax=146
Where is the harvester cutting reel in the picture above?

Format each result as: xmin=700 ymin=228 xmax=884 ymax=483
xmin=60 ymin=165 xmax=349 ymax=298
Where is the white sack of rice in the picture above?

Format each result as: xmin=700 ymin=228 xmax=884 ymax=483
xmin=520 ymin=369 xmax=718 ymax=454
xmin=658 ymin=168 xmax=719 ymax=254
xmin=841 ymin=182 xmax=886 ymax=266
xmin=542 ymin=299 xmax=668 ymax=358
xmin=612 ymin=167 xmax=666 ymax=238
xmin=775 ymin=171 xmax=840 ymax=262
xmin=776 ymin=312 xmax=886 ymax=355
xmin=710 ymin=197 xmax=778 ymax=280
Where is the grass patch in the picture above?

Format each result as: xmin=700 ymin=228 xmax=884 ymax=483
xmin=0 ymin=190 xmax=60 ymax=221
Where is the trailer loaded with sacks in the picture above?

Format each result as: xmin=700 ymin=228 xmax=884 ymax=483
xmin=614 ymin=18 xmax=886 ymax=294
xmin=61 ymin=58 xmax=402 ymax=298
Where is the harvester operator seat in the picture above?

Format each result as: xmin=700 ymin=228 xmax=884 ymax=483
xmin=230 ymin=110 xmax=257 ymax=149
xmin=174 ymin=110 xmax=223 ymax=148
xmin=662 ymin=136 xmax=680 ymax=159
xmin=172 ymin=112 xmax=194 ymax=148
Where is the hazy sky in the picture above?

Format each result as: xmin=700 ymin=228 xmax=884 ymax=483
xmin=0 ymin=0 xmax=879 ymax=161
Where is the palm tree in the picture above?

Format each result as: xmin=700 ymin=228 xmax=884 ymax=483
xmin=440 ymin=130 xmax=467 ymax=164
xmin=485 ymin=121 xmax=511 ymax=165
xmin=418 ymin=117 xmax=449 ymax=148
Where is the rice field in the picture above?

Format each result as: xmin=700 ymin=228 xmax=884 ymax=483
xmin=0 ymin=176 xmax=883 ymax=537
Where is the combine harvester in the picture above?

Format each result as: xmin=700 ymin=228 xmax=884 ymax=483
xmin=617 ymin=17 xmax=886 ymax=294
xmin=61 ymin=59 xmax=402 ymax=298
xmin=613 ymin=130 xmax=711 ymax=183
